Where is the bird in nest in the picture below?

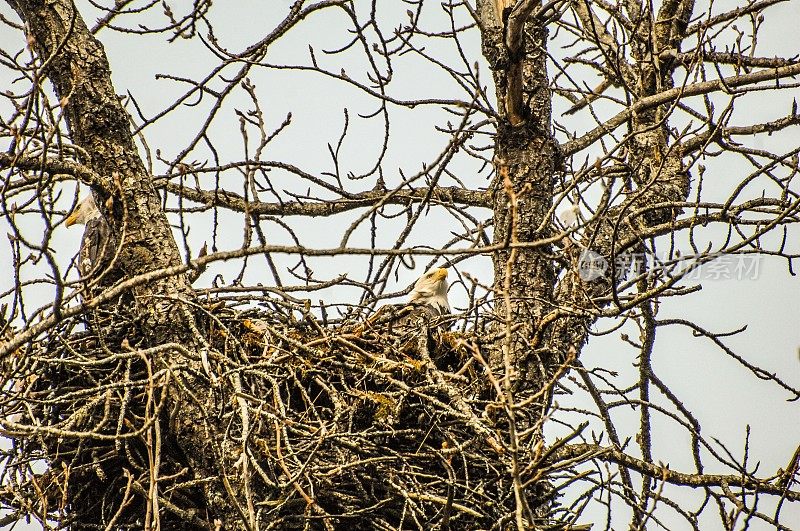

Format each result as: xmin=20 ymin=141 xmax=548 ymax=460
xmin=361 ymin=267 xmax=452 ymax=334
xmin=407 ymin=267 xmax=451 ymax=317
xmin=243 ymin=268 xmax=452 ymax=343
xmin=65 ymin=195 xmax=114 ymax=289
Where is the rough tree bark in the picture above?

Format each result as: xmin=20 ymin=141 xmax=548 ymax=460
xmin=478 ymin=1 xmax=558 ymax=384
xmin=7 ymin=0 xmax=193 ymax=321
xmin=475 ymin=1 xmax=563 ymax=524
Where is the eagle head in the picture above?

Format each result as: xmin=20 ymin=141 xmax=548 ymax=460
xmin=408 ymin=267 xmax=450 ymax=315
xmin=65 ymin=196 xmax=101 ymax=227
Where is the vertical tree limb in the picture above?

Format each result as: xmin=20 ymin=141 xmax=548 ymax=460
xmin=7 ymin=0 xmax=194 ymax=335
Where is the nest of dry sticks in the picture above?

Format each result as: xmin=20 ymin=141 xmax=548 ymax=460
xmin=0 ymin=300 xmax=564 ymax=530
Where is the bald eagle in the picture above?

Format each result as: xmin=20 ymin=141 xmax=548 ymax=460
xmin=408 ymin=267 xmax=451 ymax=317
xmin=358 ymin=267 xmax=452 ymax=339
xmin=379 ymin=267 xmax=452 ymax=359
xmin=65 ymin=195 xmax=112 ymax=285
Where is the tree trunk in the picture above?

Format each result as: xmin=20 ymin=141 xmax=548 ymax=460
xmin=476 ymin=1 xmax=562 ymax=525
xmin=6 ymin=1 xmax=248 ymax=527
xmin=478 ymin=1 xmax=559 ymax=387
xmin=7 ymin=0 xmax=193 ymax=332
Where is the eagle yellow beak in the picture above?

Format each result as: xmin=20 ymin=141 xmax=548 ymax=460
xmin=433 ymin=268 xmax=448 ymax=281
xmin=64 ymin=209 xmax=80 ymax=227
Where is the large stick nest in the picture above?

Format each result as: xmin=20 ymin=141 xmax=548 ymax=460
xmin=0 ymin=301 xmax=563 ymax=530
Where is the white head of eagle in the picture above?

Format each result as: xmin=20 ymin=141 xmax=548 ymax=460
xmin=408 ymin=267 xmax=450 ymax=316
xmin=65 ymin=195 xmax=101 ymax=227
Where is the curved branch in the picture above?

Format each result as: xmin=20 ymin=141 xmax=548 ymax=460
xmin=163 ymin=182 xmax=492 ymax=216
xmin=563 ymin=62 xmax=800 ymax=156
xmin=552 ymin=443 xmax=800 ymax=501
xmin=0 ymin=153 xmax=106 ymax=189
